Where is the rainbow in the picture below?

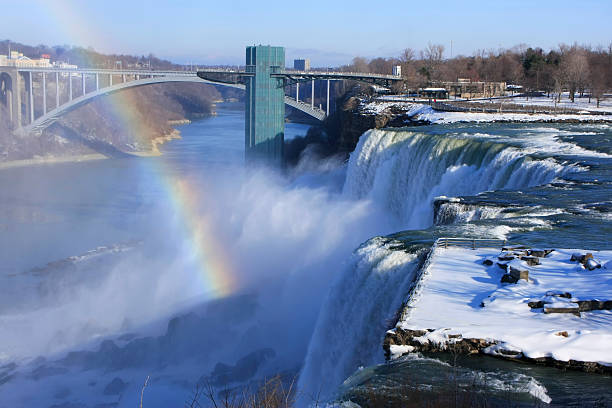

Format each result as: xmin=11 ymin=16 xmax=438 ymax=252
xmin=39 ymin=0 xmax=238 ymax=298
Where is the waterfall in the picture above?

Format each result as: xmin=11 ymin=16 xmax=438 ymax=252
xmin=434 ymin=201 xmax=507 ymax=225
xmin=297 ymin=128 xmax=576 ymax=405
xmin=296 ymin=238 xmax=425 ymax=405
xmin=343 ymin=129 xmax=569 ymax=229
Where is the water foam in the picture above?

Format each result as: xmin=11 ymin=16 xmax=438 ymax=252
xmin=343 ymin=129 xmax=569 ymax=229
xmin=296 ymin=238 xmax=423 ymax=405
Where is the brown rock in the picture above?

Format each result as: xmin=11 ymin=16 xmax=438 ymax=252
xmin=501 ymin=274 xmax=519 ymax=284
xmin=528 ymin=300 xmax=544 ymax=308
xmin=543 ymin=306 xmax=580 ymax=316
xmin=509 ymin=265 xmax=529 ymax=281
xmin=521 ymin=255 xmax=540 ymax=266
xmin=575 ymin=300 xmax=612 ymax=312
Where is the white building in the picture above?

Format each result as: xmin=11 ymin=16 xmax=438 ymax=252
xmin=0 ymin=51 xmax=53 ymax=68
xmin=392 ymin=65 xmax=401 ymax=76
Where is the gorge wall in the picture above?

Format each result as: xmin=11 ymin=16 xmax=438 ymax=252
xmin=0 ymin=83 xmax=241 ymax=164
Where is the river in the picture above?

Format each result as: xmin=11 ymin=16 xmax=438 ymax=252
xmin=0 ymin=103 xmax=610 ymax=407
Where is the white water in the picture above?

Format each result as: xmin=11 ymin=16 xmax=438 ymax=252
xmin=343 ymin=129 xmax=568 ymax=229
xmin=297 ymin=127 xmax=576 ymax=405
xmin=296 ymin=238 xmax=422 ymax=404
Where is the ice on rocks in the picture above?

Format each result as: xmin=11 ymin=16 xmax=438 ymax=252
xmin=397 ymin=246 xmax=612 ymax=366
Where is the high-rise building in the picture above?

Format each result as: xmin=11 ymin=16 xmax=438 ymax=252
xmin=245 ymin=45 xmax=285 ymax=166
xmin=293 ymin=58 xmax=310 ymax=71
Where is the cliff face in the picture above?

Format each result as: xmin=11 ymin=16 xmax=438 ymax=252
xmin=0 ymin=82 xmax=229 ymax=163
xmin=325 ymin=96 xmax=428 ymax=153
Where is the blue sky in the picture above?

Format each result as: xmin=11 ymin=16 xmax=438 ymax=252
xmin=3 ymin=0 xmax=611 ymax=66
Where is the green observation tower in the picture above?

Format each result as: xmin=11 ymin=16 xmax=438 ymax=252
xmin=244 ymin=45 xmax=285 ymax=166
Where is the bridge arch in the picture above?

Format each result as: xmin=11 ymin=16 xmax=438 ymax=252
xmin=22 ymin=75 xmax=325 ymax=134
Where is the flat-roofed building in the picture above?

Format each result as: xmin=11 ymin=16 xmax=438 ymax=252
xmin=293 ymin=58 xmax=310 ymax=71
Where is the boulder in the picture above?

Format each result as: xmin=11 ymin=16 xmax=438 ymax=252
xmin=521 ymin=255 xmax=540 ymax=266
xmin=545 ymin=291 xmax=572 ymax=298
xmin=570 ymin=253 xmax=583 ymax=262
xmin=509 ymin=265 xmax=529 ymax=281
xmin=502 ymin=245 xmax=529 ymax=252
xmin=529 ymin=249 xmax=546 ymax=257
xmin=501 ymin=274 xmax=519 ymax=284
xmin=543 ymin=306 xmax=580 ymax=316
xmin=585 ymin=258 xmax=601 ymax=270
xmin=483 ymin=258 xmax=494 ymax=266
xmin=498 ymin=255 xmax=515 ymax=261
xmin=575 ymin=300 xmax=612 ymax=312
xmin=497 ymin=262 xmax=509 ymax=272
xmin=528 ymin=300 xmax=544 ymax=308
xmin=571 ymin=252 xmax=594 ymax=264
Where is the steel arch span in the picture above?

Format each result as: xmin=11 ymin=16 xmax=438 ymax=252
xmin=20 ymin=75 xmax=324 ymax=134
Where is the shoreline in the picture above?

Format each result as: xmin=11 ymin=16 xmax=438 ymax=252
xmin=0 ymin=128 xmax=182 ymax=170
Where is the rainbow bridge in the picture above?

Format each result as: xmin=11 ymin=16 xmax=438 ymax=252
xmin=0 ymin=45 xmax=401 ymax=165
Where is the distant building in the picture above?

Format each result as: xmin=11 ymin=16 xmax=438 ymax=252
xmin=0 ymin=50 xmax=53 ymax=68
xmin=419 ymin=87 xmax=449 ymax=99
xmin=445 ymin=79 xmax=506 ymax=99
xmin=293 ymin=58 xmax=310 ymax=71
xmin=392 ymin=65 xmax=401 ymax=76
xmin=506 ymin=84 xmax=523 ymax=94
xmin=53 ymin=62 xmax=78 ymax=69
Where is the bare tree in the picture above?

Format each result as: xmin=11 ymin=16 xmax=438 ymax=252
xmin=589 ymin=50 xmax=609 ymax=107
xmin=349 ymin=57 xmax=369 ymax=73
xmin=422 ymin=43 xmax=446 ymax=82
xmin=560 ymin=46 xmax=590 ymax=102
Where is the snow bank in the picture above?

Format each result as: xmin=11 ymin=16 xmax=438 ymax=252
xmin=397 ymin=246 xmax=612 ymax=366
xmin=360 ymin=98 xmax=612 ymax=123
xmin=415 ymin=107 xmax=612 ymax=124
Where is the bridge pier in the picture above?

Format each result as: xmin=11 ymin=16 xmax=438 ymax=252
xmin=69 ymin=73 xmax=73 ymax=101
xmin=42 ymin=72 xmax=47 ymax=115
xmin=55 ymin=72 xmax=59 ymax=109
xmin=28 ymin=72 xmax=34 ymax=124
xmin=326 ymin=79 xmax=330 ymax=116
xmin=311 ymin=80 xmax=314 ymax=109
xmin=0 ymin=68 xmax=21 ymax=128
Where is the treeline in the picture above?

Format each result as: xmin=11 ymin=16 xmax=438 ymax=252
xmin=343 ymin=43 xmax=612 ymax=103
xmin=0 ymin=40 xmax=180 ymax=70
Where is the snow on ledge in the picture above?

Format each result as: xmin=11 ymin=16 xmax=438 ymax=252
xmin=397 ymin=246 xmax=612 ymax=366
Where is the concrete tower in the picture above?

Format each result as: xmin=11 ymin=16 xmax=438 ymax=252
xmin=244 ymin=45 xmax=285 ymax=166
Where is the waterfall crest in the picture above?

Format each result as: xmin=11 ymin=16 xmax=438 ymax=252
xmin=343 ymin=129 xmax=569 ymax=229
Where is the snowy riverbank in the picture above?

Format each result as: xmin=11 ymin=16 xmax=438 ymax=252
xmin=359 ymin=99 xmax=612 ymax=124
xmin=386 ymin=245 xmax=612 ymax=373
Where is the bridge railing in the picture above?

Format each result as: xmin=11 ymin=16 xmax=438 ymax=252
xmin=436 ymin=237 xmax=508 ymax=250
xmin=16 ymin=67 xmax=200 ymax=76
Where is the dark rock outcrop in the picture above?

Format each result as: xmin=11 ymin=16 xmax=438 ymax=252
xmin=384 ymin=327 xmax=612 ymax=374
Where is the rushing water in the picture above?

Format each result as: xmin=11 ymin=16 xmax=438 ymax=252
xmin=1 ymin=104 xmax=611 ymax=407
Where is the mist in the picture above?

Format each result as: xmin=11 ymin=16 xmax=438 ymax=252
xmin=0 ymin=148 xmax=396 ymax=406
